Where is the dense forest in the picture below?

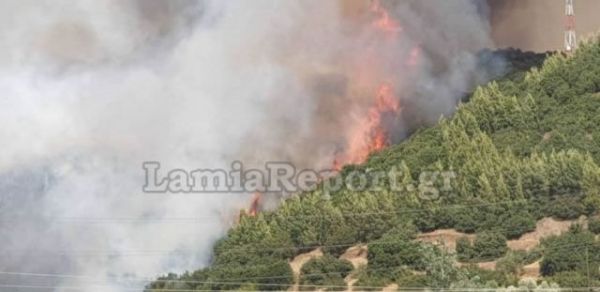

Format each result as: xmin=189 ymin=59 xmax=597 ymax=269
xmin=147 ymin=38 xmax=600 ymax=291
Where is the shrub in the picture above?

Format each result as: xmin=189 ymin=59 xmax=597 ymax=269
xmin=544 ymin=196 xmax=587 ymax=220
xmin=588 ymin=217 xmax=600 ymax=234
xmin=500 ymin=212 xmax=536 ymax=239
xmin=299 ymin=255 xmax=353 ymax=291
xmin=522 ymin=247 xmax=543 ymax=265
xmin=368 ymin=225 xmax=423 ymax=272
xmin=457 ymin=265 xmax=514 ymax=288
xmin=352 ymin=267 xmax=393 ymax=292
xmin=540 ymin=227 xmax=599 ymax=276
xmin=496 ymin=251 xmax=526 ymax=276
xmin=549 ymin=271 xmax=590 ymax=288
xmin=472 ymin=232 xmax=508 ymax=261
xmin=459 ymin=232 xmax=508 ymax=262
xmin=456 ymin=237 xmax=474 ymax=262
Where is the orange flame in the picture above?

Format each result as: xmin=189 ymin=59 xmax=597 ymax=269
xmin=248 ymin=192 xmax=261 ymax=217
xmin=370 ymin=0 xmax=402 ymax=34
xmin=333 ymin=84 xmax=400 ymax=170
xmin=245 ymin=1 xmax=406 ymax=217
xmin=330 ymin=1 xmax=404 ymax=171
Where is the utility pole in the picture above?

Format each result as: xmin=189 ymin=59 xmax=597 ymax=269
xmin=565 ymin=0 xmax=577 ymax=53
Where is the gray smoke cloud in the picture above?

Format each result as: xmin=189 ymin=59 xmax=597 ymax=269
xmin=0 ymin=1 xmax=500 ymax=291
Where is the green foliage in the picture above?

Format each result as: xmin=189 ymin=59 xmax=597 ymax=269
xmin=540 ymin=225 xmax=600 ymax=277
xmin=511 ymin=278 xmax=561 ymax=292
xmin=145 ymin=259 xmax=294 ymax=292
xmin=357 ymin=243 xmax=462 ymax=290
xmin=299 ymin=255 xmax=353 ymax=291
xmin=367 ymin=223 xmax=422 ymax=274
xmin=457 ymin=232 xmax=508 ymax=262
xmin=589 ymin=217 xmax=600 ymax=234
xmin=207 ymin=259 xmax=293 ymax=291
xmin=454 ymin=265 xmax=515 ymax=289
xmin=495 ymin=251 xmax=524 ymax=277
xmin=549 ymin=271 xmax=596 ymax=288
xmin=456 ymin=237 xmax=474 ymax=262
xmin=149 ymin=39 xmax=600 ymax=290
xmin=494 ymin=249 xmax=541 ymax=280
xmin=420 ymin=244 xmax=462 ymax=288
xmin=501 ymin=210 xmax=537 ymax=239
xmin=334 ymin=189 xmax=405 ymax=243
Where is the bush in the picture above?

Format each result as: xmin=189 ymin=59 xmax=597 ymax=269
xmin=496 ymin=251 xmax=526 ymax=276
xmin=207 ymin=259 xmax=293 ymax=291
xmin=500 ymin=212 xmax=537 ymax=239
xmin=395 ymin=273 xmax=429 ymax=288
xmin=458 ymin=265 xmax=515 ymax=288
xmin=456 ymin=237 xmax=474 ymax=262
xmin=540 ymin=226 xmax=600 ymax=277
xmin=354 ymin=267 xmax=428 ymax=291
xmin=353 ymin=267 xmax=393 ymax=292
xmin=299 ymin=255 xmax=353 ymax=291
xmin=588 ymin=217 xmax=600 ymax=234
xmin=472 ymin=232 xmax=508 ymax=261
xmin=522 ymin=247 xmax=543 ymax=265
xmin=452 ymin=210 xmax=479 ymax=233
xmin=420 ymin=244 xmax=461 ymax=288
xmin=544 ymin=196 xmax=587 ymax=220
xmin=458 ymin=232 xmax=508 ymax=262
xmin=368 ymin=225 xmax=423 ymax=273
xmin=413 ymin=209 xmax=439 ymax=232
xmin=549 ymin=271 xmax=590 ymax=288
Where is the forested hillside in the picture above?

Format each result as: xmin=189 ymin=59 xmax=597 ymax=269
xmin=148 ymin=38 xmax=600 ymax=291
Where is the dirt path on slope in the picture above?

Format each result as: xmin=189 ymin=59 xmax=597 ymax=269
xmin=340 ymin=244 xmax=368 ymax=291
xmin=417 ymin=217 xmax=583 ymax=252
xmin=288 ymin=248 xmax=323 ymax=291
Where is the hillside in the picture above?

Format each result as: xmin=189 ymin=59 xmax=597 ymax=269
xmin=147 ymin=39 xmax=600 ymax=291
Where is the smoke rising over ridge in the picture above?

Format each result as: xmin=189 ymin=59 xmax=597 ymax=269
xmin=0 ymin=1 xmax=508 ymax=290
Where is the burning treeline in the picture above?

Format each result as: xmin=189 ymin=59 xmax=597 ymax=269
xmin=245 ymin=0 xmax=417 ymax=216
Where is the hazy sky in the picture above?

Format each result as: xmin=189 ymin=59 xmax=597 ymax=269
xmin=490 ymin=0 xmax=600 ymax=52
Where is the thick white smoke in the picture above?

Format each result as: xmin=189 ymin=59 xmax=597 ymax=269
xmin=0 ymin=1 xmax=499 ymax=291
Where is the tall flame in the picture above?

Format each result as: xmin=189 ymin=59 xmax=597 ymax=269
xmin=332 ymin=1 xmax=403 ymax=170
xmin=370 ymin=0 xmax=402 ymax=34
xmin=248 ymin=192 xmax=261 ymax=217
xmin=248 ymin=1 xmax=406 ymax=215
xmin=333 ymin=84 xmax=400 ymax=170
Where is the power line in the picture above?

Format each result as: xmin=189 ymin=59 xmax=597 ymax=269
xmin=0 ymin=273 xmax=383 ymax=290
xmin=2 ymin=283 xmax=600 ymax=292
xmin=0 ymin=211 xmax=581 ymax=258
xmin=0 ymin=203 xmax=590 ymax=285
xmin=0 ymin=284 xmax=211 ymax=291
xmin=0 ymin=238 xmax=597 ymax=286
xmin=0 ymin=199 xmax=528 ymax=223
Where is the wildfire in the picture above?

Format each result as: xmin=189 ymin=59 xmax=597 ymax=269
xmin=331 ymin=1 xmax=404 ymax=171
xmin=246 ymin=1 xmax=406 ymax=216
xmin=247 ymin=192 xmax=261 ymax=217
xmin=333 ymin=84 xmax=400 ymax=170
xmin=370 ymin=0 xmax=402 ymax=34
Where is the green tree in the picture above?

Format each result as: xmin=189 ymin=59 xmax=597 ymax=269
xmin=299 ymin=255 xmax=353 ymax=291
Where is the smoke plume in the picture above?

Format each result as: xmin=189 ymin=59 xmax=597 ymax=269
xmin=0 ymin=1 xmax=505 ymax=291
